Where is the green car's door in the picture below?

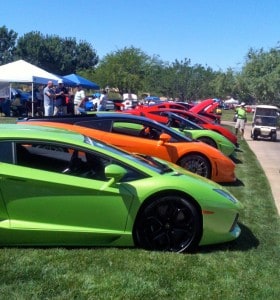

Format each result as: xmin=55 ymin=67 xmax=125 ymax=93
xmin=0 ymin=161 xmax=134 ymax=245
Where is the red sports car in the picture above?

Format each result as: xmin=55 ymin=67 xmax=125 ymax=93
xmin=189 ymin=99 xmax=221 ymax=124
xmin=127 ymin=102 xmax=187 ymax=112
xmin=127 ymin=107 xmax=238 ymax=146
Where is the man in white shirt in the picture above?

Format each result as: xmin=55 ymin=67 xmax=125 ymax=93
xmin=43 ymin=81 xmax=55 ymax=116
xmin=74 ymin=84 xmax=86 ymax=114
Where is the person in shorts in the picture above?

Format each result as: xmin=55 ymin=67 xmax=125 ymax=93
xmin=235 ymin=102 xmax=247 ymax=140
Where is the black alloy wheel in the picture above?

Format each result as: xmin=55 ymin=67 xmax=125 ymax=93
xmin=134 ymin=195 xmax=201 ymax=253
xmin=178 ymin=154 xmax=211 ymax=179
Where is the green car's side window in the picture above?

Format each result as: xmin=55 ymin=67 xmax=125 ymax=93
xmin=0 ymin=142 xmax=14 ymax=163
xmin=15 ymin=142 xmax=110 ymax=181
xmin=112 ymin=121 xmax=143 ymax=137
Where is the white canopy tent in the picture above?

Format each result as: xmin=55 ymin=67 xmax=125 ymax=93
xmin=0 ymin=59 xmax=60 ymax=116
xmin=0 ymin=59 xmax=60 ymax=84
xmin=224 ymin=97 xmax=239 ymax=105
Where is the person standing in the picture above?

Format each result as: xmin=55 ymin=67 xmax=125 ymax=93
xmin=74 ymin=84 xmax=86 ymax=114
xmin=34 ymin=86 xmax=44 ymax=116
xmin=77 ymin=97 xmax=90 ymax=114
xmin=54 ymin=80 xmax=68 ymax=115
xmin=235 ymin=102 xmax=247 ymax=140
xmin=97 ymin=90 xmax=108 ymax=111
xmin=43 ymin=81 xmax=55 ymax=116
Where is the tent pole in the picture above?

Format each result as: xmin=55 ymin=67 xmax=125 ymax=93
xmin=31 ymin=82 xmax=34 ymax=117
xmin=9 ymin=83 xmax=12 ymax=117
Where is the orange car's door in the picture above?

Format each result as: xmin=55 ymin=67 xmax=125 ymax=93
xmin=62 ymin=122 xmax=181 ymax=164
xmin=105 ymin=122 xmax=181 ymax=163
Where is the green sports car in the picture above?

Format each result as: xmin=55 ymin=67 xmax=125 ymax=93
xmin=0 ymin=124 xmax=242 ymax=252
xmin=161 ymin=112 xmax=236 ymax=157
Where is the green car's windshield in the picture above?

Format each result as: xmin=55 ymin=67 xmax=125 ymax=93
xmin=84 ymin=136 xmax=173 ymax=174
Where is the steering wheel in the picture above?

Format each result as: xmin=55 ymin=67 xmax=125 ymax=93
xmin=62 ymin=150 xmax=81 ymax=174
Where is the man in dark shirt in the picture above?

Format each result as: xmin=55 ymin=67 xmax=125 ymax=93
xmin=54 ymin=80 xmax=69 ymax=115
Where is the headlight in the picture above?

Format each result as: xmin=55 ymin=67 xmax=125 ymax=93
xmin=213 ymin=189 xmax=238 ymax=204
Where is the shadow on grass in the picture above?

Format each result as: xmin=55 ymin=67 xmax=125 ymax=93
xmin=230 ymin=156 xmax=243 ymax=164
xmin=235 ymin=147 xmax=244 ymax=152
xmin=219 ymin=178 xmax=245 ymax=187
xmin=198 ymin=223 xmax=259 ymax=253
xmin=1 ymin=223 xmax=259 ymax=254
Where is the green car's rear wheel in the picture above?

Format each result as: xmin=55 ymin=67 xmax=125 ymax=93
xmin=197 ymin=137 xmax=217 ymax=148
xmin=134 ymin=195 xmax=202 ymax=253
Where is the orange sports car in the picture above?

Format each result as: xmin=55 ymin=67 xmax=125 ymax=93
xmin=18 ymin=113 xmax=236 ymax=183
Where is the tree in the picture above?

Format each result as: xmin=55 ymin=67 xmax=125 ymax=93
xmin=158 ymin=60 xmax=217 ymax=101
xmin=240 ymin=46 xmax=280 ymax=105
xmin=185 ymin=64 xmax=216 ymax=100
xmin=0 ymin=26 xmax=17 ymax=65
xmin=76 ymin=41 xmax=99 ymax=70
xmin=7 ymin=26 xmax=280 ymax=105
xmin=15 ymin=31 xmax=47 ymax=67
xmin=209 ymin=68 xmax=238 ymax=99
xmin=15 ymin=32 xmax=98 ymax=74
xmin=163 ymin=59 xmax=193 ymax=100
xmin=94 ymin=47 xmax=150 ymax=93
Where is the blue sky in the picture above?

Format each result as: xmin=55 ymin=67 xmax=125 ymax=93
xmin=1 ymin=0 xmax=280 ymax=71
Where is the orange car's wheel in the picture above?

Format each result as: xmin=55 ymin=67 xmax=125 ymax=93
xmin=134 ymin=195 xmax=201 ymax=253
xmin=178 ymin=154 xmax=211 ymax=179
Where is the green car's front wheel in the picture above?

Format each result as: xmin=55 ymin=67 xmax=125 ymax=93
xmin=134 ymin=195 xmax=202 ymax=253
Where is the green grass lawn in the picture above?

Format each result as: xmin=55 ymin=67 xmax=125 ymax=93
xmin=0 ymin=114 xmax=279 ymax=299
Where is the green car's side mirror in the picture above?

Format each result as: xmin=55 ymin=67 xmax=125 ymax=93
xmin=103 ymin=164 xmax=127 ymax=187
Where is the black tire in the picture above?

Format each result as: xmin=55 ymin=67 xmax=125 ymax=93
xmin=178 ymin=154 xmax=211 ymax=179
xmin=197 ymin=137 xmax=217 ymax=148
xmin=253 ymin=131 xmax=258 ymax=140
xmin=134 ymin=195 xmax=201 ymax=252
xmin=271 ymin=132 xmax=277 ymax=141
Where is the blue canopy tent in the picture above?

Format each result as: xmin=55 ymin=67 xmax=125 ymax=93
xmin=56 ymin=75 xmax=76 ymax=86
xmin=63 ymin=74 xmax=100 ymax=89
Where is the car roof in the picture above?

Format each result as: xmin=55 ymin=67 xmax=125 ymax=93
xmin=20 ymin=112 xmax=160 ymax=123
xmin=18 ymin=112 xmax=193 ymax=142
xmin=19 ymin=112 xmax=174 ymax=130
xmin=255 ymin=105 xmax=278 ymax=110
xmin=0 ymin=124 xmax=85 ymax=144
